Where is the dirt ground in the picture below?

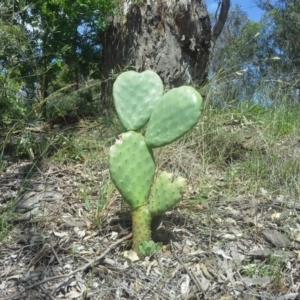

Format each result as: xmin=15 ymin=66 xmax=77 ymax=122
xmin=1 ymin=128 xmax=300 ymax=300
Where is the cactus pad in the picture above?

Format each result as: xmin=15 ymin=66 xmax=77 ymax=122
xmin=109 ymin=131 xmax=155 ymax=210
xmin=148 ymin=171 xmax=187 ymax=216
xmin=145 ymin=86 xmax=202 ymax=148
xmin=113 ymin=70 xmax=164 ymax=131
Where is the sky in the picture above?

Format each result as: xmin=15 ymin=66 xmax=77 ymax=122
xmin=206 ymin=0 xmax=264 ymax=22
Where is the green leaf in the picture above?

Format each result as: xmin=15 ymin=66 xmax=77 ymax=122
xmin=138 ymin=241 xmax=163 ymax=256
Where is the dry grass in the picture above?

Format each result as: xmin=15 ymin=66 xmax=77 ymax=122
xmin=1 ymin=87 xmax=300 ymax=298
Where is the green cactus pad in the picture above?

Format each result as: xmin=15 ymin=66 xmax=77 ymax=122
xmin=109 ymin=131 xmax=155 ymax=210
xmin=148 ymin=171 xmax=187 ymax=216
xmin=113 ymin=70 xmax=164 ymax=131
xmin=145 ymin=86 xmax=202 ymax=148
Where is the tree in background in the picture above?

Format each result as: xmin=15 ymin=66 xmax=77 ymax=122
xmin=208 ymin=1 xmax=300 ymax=105
xmin=0 ymin=1 xmax=31 ymax=122
xmin=1 ymin=0 xmax=231 ymax=120
xmin=255 ymin=0 xmax=300 ymax=97
xmin=100 ymin=0 xmax=230 ymax=109
xmin=0 ymin=0 xmax=117 ymax=120
xmin=208 ymin=4 xmax=263 ymax=103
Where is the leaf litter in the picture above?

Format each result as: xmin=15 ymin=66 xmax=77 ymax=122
xmin=0 ymin=127 xmax=300 ymax=299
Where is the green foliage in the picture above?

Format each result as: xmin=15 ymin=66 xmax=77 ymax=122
xmin=0 ymin=76 xmax=28 ymax=122
xmin=0 ymin=6 xmax=30 ymax=122
xmin=211 ymin=1 xmax=300 ymax=104
xmin=138 ymin=240 xmax=163 ymax=257
xmin=45 ymin=81 xmax=102 ymax=120
xmin=262 ymin=0 xmax=300 ymax=87
xmin=197 ymin=94 xmax=300 ymax=200
xmin=210 ymin=5 xmax=261 ymax=74
xmin=109 ymin=70 xmax=202 ymax=256
xmin=208 ymin=4 xmax=266 ymax=104
xmin=257 ymin=0 xmax=300 ymax=60
xmin=0 ymin=0 xmax=119 ymax=121
xmin=240 ymin=252 xmax=285 ymax=288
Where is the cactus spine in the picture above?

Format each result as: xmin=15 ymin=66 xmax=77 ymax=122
xmin=109 ymin=70 xmax=202 ymax=256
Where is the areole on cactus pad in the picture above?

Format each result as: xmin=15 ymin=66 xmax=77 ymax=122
xmin=109 ymin=70 xmax=202 ymax=256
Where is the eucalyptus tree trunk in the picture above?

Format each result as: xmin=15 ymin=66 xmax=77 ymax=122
xmin=101 ymin=0 xmax=230 ymax=109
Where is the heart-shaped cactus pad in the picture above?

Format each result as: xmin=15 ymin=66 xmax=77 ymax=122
xmin=148 ymin=171 xmax=186 ymax=216
xmin=113 ymin=70 xmax=164 ymax=131
xmin=109 ymin=131 xmax=155 ymax=210
xmin=145 ymin=86 xmax=202 ymax=148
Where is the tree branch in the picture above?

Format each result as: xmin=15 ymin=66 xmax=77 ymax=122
xmin=212 ymin=0 xmax=231 ymax=45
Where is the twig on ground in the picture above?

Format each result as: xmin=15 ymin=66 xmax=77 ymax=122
xmin=49 ymin=242 xmax=61 ymax=265
xmin=276 ymin=293 xmax=300 ymax=300
xmin=2 ymin=233 xmax=132 ymax=300
xmin=40 ymin=285 xmax=56 ymax=300
xmin=140 ymin=274 xmax=163 ymax=299
xmin=170 ymin=240 xmax=202 ymax=291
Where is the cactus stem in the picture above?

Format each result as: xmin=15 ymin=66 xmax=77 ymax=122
xmin=131 ymin=205 xmax=152 ymax=254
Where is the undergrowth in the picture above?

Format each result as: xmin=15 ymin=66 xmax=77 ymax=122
xmin=1 ymin=79 xmax=300 ymax=245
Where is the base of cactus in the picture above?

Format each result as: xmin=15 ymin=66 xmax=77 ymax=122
xmin=132 ymin=205 xmax=152 ymax=254
xmin=151 ymin=215 xmax=163 ymax=231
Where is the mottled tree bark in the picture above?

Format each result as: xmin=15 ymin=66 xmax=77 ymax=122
xmin=100 ymin=0 xmax=229 ymax=109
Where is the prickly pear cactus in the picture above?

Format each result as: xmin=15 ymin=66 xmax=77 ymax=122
xmin=109 ymin=70 xmax=202 ymax=256
xmin=145 ymin=86 xmax=202 ymax=148
xmin=109 ymin=131 xmax=155 ymax=210
xmin=113 ymin=70 xmax=164 ymax=131
xmin=148 ymin=171 xmax=187 ymax=216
